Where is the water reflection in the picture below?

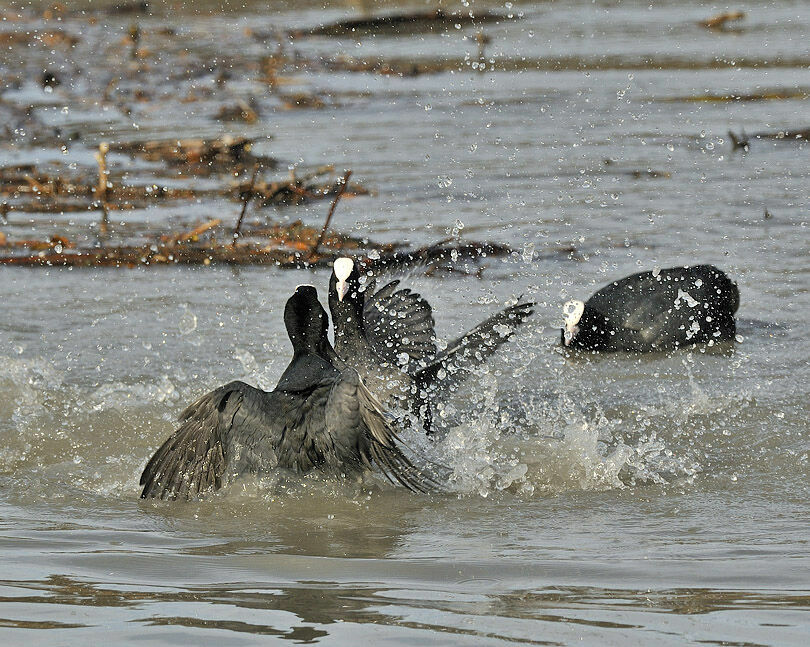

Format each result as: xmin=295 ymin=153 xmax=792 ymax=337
xmin=2 ymin=575 xmax=808 ymax=643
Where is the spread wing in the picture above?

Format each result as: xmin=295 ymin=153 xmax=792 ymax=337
xmin=140 ymin=381 xmax=282 ymax=500
xmin=415 ymin=301 xmax=535 ymax=396
xmin=325 ymin=369 xmax=441 ymax=493
xmin=355 ymin=241 xmax=513 ymax=366
xmin=363 ymin=279 xmax=437 ymax=366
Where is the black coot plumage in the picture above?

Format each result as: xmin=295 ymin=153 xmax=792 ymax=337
xmin=140 ymin=285 xmax=433 ymax=500
xmin=328 ymin=257 xmax=535 ymax=430
xmin=562 ymin=264 xmax=739 ymax=352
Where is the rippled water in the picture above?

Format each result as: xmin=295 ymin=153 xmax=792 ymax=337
xmin=1 ymin=1 xmax=809 ymax=644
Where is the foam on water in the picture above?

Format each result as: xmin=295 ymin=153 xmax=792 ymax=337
xmin=0 ymin=344 xmax=767 ymax=504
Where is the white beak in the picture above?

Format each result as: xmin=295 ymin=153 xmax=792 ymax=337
xmin=563 ymin=300 xmax=584 ymax=346
xmin=333 ymin=257 xmax=354 ymax=303
xmin=337 ymin=279 xmax=349 ymax=302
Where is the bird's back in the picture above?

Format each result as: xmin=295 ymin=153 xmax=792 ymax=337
xmin=587 ymin=265 xmax=738 ymax=350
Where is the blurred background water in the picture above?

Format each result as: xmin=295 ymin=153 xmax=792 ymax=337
xmin=1 ymin=1 xmax=808 ymax=644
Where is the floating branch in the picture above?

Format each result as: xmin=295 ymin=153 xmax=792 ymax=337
xmin=0 ymin=236 xmax=516 ymax=269
xmin=310 ymin=170 xmax=352 ymax=261
xmin=165 ymin=219 xmax=222 ymax=245
xmin=232 ymin=165 xmax=261 ymax=245
xmin=295 ymin=9 xmax=515 ymax=38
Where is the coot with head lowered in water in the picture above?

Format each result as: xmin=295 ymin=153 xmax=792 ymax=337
xmin=562 ymin=264 xmax=739 ymax=353
xmin=140 ymin=285 xmax=434 ymax=500
xmin=328 ymin=257 xmax=535 ymax=432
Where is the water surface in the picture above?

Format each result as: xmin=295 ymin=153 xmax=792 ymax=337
xmin=1 ymin=1 xmax=809 ymax=644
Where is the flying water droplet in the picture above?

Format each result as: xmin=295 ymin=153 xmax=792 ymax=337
xmin=178 ymin=309 xmax=197 ymax=335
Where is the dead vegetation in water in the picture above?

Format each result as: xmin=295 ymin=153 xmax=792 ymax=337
xmin=0 ymin=223 xmax=509 ymax=269
xmin=0 ymin=6 xmax=520 ymax=270
xmin=244 ymin=166 xmax=371 ymax=208
xmin=109 ymin=137 xmax=277 ymax=176
xmin=0 ymin=149 xmax=370 ymax=215
xmin=0 ymin=173 xmax=378 ymax=268
xmin=0 ymin=154 xmax=507 ymax=269
xmin=658 ymin=89 xmax=810 ymax=103
xmin=0 ymin=29 xmax=80 ymax=48
xmin=0 ymin=161 xmax=208 ymax=213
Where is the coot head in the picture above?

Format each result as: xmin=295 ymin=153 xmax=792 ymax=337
xmin=285 ymin=285 xmax=328 ymax=353
xmin=328 ymin=257 xmax=372 ymax=322
xmin=561 ymin=300 xmax=616 ymax=351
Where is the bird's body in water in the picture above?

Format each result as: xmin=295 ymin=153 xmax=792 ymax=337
xmin=562 ymin=264 xmax=739 ymax=353
xmin=140 ymin=285 xmax=433 ymax=500
xmin=328 ymin=257 xmax=535 ymax=433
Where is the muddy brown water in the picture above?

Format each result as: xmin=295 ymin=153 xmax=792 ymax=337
xmin=1 ymin=1 xmax=809 ymax=645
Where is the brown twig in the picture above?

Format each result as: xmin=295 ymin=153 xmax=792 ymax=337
xmin=232 ymin=164 xmax=260 ymax=245
xmin=24 ymin=174 xmax=51 ymax=195
xmin=476 ymin=31 xmax=491 ymax=68
xmin=95 ymin=142 xmax=110 ymax=201
xmin=310 ymin=170 xmax=352 ymax=260
xmin=168 ymin=218 xmax=222 ymax=244
xmin=700 ymin=10 xmax=745 ymax=30
xmin=97 ymin=200 xmax=110 ymax=235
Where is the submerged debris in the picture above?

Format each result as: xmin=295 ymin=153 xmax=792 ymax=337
xmin=660 ymin=89 xmax=810 ymax=103
xmin=247 ymin=167 xmax=370 ymax=207
xmin=294 ymin=9 xmax=512 ymax=38
xmin=601 ymin=159 xmax=672 ymax=179
xmin=700 ymin=11 xmax=746 ymax=31
xmin=729 ymin=128 xmax=810 ymax=150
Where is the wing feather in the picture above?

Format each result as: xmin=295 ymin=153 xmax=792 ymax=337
xmin=415 ymin=301 xmax=535 ymax=395
xmin=326 ymin=369 xmax=442 ymax=492
xmin=363 ymin=280 xmax=437 ymax=365
xmin=140 ymin=381 xmax=280 ymax=500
